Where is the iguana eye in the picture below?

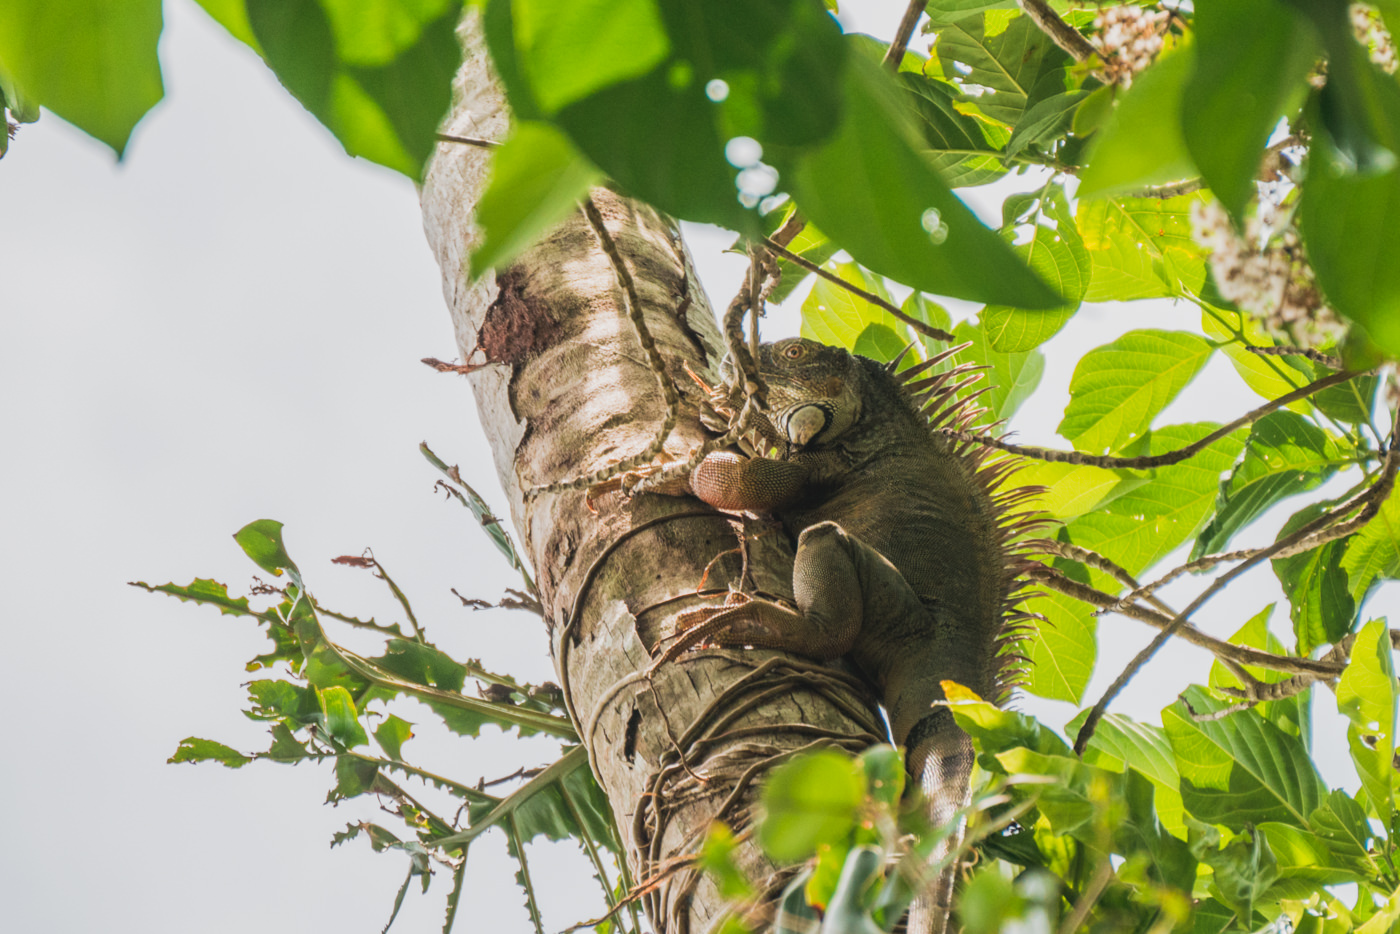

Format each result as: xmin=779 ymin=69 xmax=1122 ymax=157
xmin=782 ymin=344 xmax=805 ymax=359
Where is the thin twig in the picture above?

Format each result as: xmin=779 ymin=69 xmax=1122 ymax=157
xmin=761 ymin=238 xmax=957 ymax=343
xmin=1073 ymin=446 xmax=1398 ymax=754
xmin=949 ymin=368 xmax=1365 ymax=469
xmin=1018 ymin=0 xmax=1097 ymax=62
xmin=883 ymin=1 xmax=929 ymax=68
xmin=1057 ymin=859 xmax=1115 ymax=934
xmin=1025 ymin=566 xmax=1342 ymax=678
xmin=436 ymin=132 xmax=501 ymax=149
xmin=1246 ymin=344 xmax=1345 ymax=370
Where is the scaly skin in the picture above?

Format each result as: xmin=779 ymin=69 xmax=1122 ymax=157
xmin=648 ymin=337 xmax=1039 ymax=934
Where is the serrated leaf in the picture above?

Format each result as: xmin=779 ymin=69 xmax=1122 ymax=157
xmin=168 ymin=737 xmax=252 ymax=768
xmin=471 ymin=121 xmax=601 ymax=278
xmin=1165 ymin=686 xmax=1327 ymax=829
xmin=1066 ymin=423 xmax=1249 ymax=576
xmin=0 ymin=0 xmax=164 ymax=156
xmin=373 ymin=714 xmax=414 ymax=761
xmin=131 ymin=578 xmax=254 ymax=617
xmin=1195 ymin=411 xmax=1346 ymax=556
xmin=1059 ymin=330 xmax=1214 ymax=456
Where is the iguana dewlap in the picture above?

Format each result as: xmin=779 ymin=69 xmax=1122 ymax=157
xmin=648 ymin=338 xmax=1042 ymax=934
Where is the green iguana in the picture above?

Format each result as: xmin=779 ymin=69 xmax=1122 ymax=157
xmin=634 ymin=337 xmax=1045 ymax=934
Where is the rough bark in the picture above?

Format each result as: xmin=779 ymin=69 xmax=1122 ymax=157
xmin=420 ymin=15 xmax=884 ymax=934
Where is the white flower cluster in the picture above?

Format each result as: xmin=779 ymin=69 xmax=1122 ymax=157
xmin=1352 ymin=4 xmax=1399 ymax=74
xmin=1092 ymin=3 xmax=1171 ymax=85
xmin=1189 ymin=199 xmax=1346 ymax=350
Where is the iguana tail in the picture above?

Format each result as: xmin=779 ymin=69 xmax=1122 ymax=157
xmin=906 ymin=709 xmax=975 ymax=934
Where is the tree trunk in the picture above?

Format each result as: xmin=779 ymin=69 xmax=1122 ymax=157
xmin=420 ymin=15 xmax=884 ymax=934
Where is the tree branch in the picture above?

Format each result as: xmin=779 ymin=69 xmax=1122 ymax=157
xmin=883 ymin=1 xmax=929 ymax=69
xmin=761 ymin=237 xmax=957 ymax=343
xmin=1017 ymin=0 xmax=1097 ymax=62
xmin=948 ymin=368 xmax=1365 ymax=469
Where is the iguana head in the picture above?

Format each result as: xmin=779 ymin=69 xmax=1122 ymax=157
xmin=758 ymin=338 xmax=863 ymax=448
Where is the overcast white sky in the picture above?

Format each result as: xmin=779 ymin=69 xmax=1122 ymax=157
xmin=0 ymin=2 xmax=1386 ymax=932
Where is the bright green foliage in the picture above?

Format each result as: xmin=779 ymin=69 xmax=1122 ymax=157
xmin=74 ymin=1 xmax=1400 ymax=930
xmin=0 ymin=0 xmax=163 ymax=156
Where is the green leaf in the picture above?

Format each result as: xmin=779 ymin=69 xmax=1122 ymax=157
xmin=1078 ymin=193 xmax=1207 ymax=301
xmin=1013 ymin=461 xmax=1124 ymax=521
xmin=0 ymin=0 xmax=164 ymax=156
xmin=1337 ymin=619 xmax=1398 ymax=827
xmin=1190 ymin=823 xmax=1278 ymax=925
xmin=1195 ymin=411 xmax=1345 ymax=556
xmin=932 ymin=12 xmax=1071 ymax=126
xmin=1066 ymin=423 xmax=1249 ymax=576
xmin=512 ymin=0 xmax=670 ymax=114
xmin=192 ymin=0 xmax=262 ymax=51
xmin=319 ymin=0 xmax=455 ymax=65
xmin=334 ymin=754 xmax=380 ymax=799
xmin=698 ymin=823 xmax=756 ymax=901
xmin=372 ymin=640 xmax=468 ymax=693
xmin=246 ymin=0 xmax=456 ymax=178
xmin=1006 ymin=90 xmax=1089 ymax=158
xmin=900 ymin=73 xmax=1009 ymax=188
xmin=757 ymin=750 xmax=864 ymax=862
xmin=1208 ymin=605 xmax=1306 ymax=737
xmin=1273 ymin=500 xmax=1355 ymax=654
xmin=852 ymin=323 xmax=912 ymax=364
xmin=373 ymin=714 xmax=414 ymax=761
xmin=1059 ymin=330 xmax=1214 ymax=456
xmin=801 ymin=264 xmax=908 ymax=350
xmin=1309 ymin=790 xmax=1379 ymax=876
xmin=1080 ymin=43 xmax=1197 ymax=199
xmin=786 ymin=52 xmax=1058 ymax=308
xmin=1301 ymin=68 xmax=1400 ymax=359
xmin=766 ymin=218 xmax=839 ymax=304
xmin=233 ymin=519 xmax=300 ymax=576
xmin=168 ymin=737 xmax=252 ymax=769
xmin=1259 ymin=820 xmax=1363 ymax=886
xmin=1341 ymin=479 xmax=1400 ymax=602
xmin=951 ymin=698 xmax=1072 ymax=759
xmin=470 ymin=121 xmax=601 ymax=277
xmin=131 ymin=578 xmax=253 ymax=617
xmin=1165 ymin=686 xmax=1327 ymax=829
xmin=320 ymin=686 xmax=369 ymax=748
xmin=1020 ymin=588 xmax=1095 ymax=703
xmin=859 ymin=745 xmax=906 ymax=809
xmin=1069 ymin=711 xmax=1185 ymax=839
xmin=1200 ymin=305 xmax=1313 ymax=409
xmin=950 ymin=319 xmax=1044 ymax=422
xmin=1182 ymin=0 xmax=1317 ymax=220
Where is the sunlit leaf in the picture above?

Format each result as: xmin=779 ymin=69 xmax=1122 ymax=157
xmin=1059 ymin=330 xmax=1214 ymax=456
xmin=1337 ymin=620 xmax=1398 ymax=827
xmin=758 ymin=750 xmax=864 ymax=862
xmin=1019 ymin=588 xmax=1095 ymax=703
xmin=932 ymin=11 xmax=1071 ymax=126
xmin=1341 ymin=480 xmax=1400 ymax=602
xmin=0 ymin=0 xmax=164 ymax=156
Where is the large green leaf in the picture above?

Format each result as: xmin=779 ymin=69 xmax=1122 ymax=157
xmin=950 ymin=319 xmax=1044 ymax=422
xmin=1165 ymin=686 xmax=1327 ymax=830
xmin=1341 ymin=480 xmax=1400 ymax=602
xmin=512 ymin=0 xmax=669 ymax=114
xmin=800 ymin=264 xmax=910 ymax=349
xmin=1336 ymin=619 xmax=1398 ymax=827
xmin=1059 ymin=330 xmax=1214 ymax=456
xmin=787 ymin=52 xmax=1058 ymax=308
xmin=1272 ymin=501 xmax=1355 ymax=654
xmin=932 ymin=12 xmax=1071 ymax=126
xmin=1207 ymin=605 xmax=1306 ymax=738
xmin=901 ymin=73 xmax=1009 ymax=188
xmin=319 ymin=0 xmax=456 ymax=65
xmin=1182 ymin=0 xmax=1317 ymax=219
xmin=1200 ymin=305 xmax=1313 ymax=409
xmin=1080 ymin=43 xmax=1197 ymax=198
xmin=1069 ymin=710 xmax=1186 ymax=838
xmin=1078 ymin=193 xmax=1207 ymax=301
xmin=1019 ymin=588 xmax=1095 ymax=703
xmin=1195 ymin=411 xmax=1346 ymax=556
xmin=470 ymin=121 xmax=601 ymax=278
xmin=1067 ymin=423 xmax=1249 ymax=576
xmin=757 ymin=750 xmax=865 ymax=862
xmin=0 ymin=0 xmax=164 ymax=156
xmin=243 ymin=0 xmax=459 ymax=177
